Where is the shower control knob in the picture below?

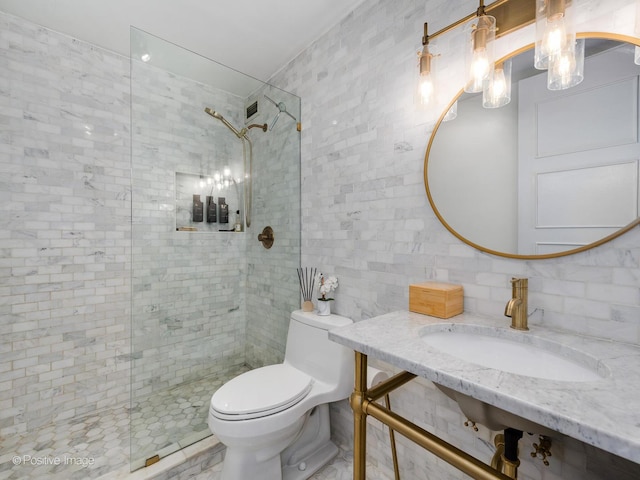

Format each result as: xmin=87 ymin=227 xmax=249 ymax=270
xmin=257 ymin=226 xmax=274 ymax=249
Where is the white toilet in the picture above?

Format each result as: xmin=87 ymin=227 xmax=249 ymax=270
xmin=208 ymin=310 xmax=354 ymax=480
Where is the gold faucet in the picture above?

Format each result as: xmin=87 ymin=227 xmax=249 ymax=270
xmin=504 ymin=277 xmax=528 ymax=331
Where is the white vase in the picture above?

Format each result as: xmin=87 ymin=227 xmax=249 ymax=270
xmin=317 ymin=300 xmax=331 ymax=316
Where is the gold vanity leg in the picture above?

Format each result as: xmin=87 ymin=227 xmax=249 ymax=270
xmin=384 ymin=394 xmax=401 ymax=480
xmin=351 ymin=352 xmax=368 ymax=480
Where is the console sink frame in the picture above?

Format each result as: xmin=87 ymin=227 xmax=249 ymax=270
xmin=330 ymin=310 xmax=640 ymax=479
xmin=351 ymin=352 xmax=514 ymax=480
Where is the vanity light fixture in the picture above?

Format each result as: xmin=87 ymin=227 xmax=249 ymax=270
xmin=418 ymin=0 xmax=535 ymax=113
xmin=417 ymin=0 xmax=591 ymax=115
xmin=417 ymin=23 xmax=437 ymax=107
xmin=464 ymin=2 xmax=496 ymax=93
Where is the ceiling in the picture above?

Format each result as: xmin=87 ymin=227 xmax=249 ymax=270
xmin=0 ymin=0 xmax=365 ymax=82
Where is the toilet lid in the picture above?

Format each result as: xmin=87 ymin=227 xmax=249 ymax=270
xmin=211 ymin=364 xmax=313 ymax=420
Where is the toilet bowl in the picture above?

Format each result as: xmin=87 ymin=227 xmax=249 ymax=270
xmin=208 ymin=310 xmax=353 ymax=480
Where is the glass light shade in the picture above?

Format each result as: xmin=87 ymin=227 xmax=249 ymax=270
xmin=547 ymin=38 xmax=584 ymax=90
xmin=464 ymin=15 xmax=496 ymax=93
xmin=443 ymin=101 xmax=458 ymax=122
xmin=416 ymin=45 xmax=437 ymax=107
xmin=534 ymin=0 xmax=575 ymax=70
xmin=483 ymin=60 xmax=512 ymax=108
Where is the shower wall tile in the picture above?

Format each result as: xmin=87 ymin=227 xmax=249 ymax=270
xmin=269 ymin=0 xmax=640 ymax=479
xmin=0 ymin=11 xmax=131 ymax=436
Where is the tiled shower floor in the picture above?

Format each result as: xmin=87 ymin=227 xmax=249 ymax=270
xmin=0 ymin=366 xmax=248 ymax=480
xmin=130 ymin=364 xmax=249 ymax=469
xmin=0 ymin=363 xmax=388 ymax=480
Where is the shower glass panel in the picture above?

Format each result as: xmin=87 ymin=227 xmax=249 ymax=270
xmin=130 ymin=27 xmax=301 ymax=470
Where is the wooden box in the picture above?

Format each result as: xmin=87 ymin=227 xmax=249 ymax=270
xmin=409 ymin=282 xmax=463 ymax=318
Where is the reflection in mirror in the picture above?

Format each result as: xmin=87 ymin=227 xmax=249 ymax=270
xmin=426 ymin=35 xmax=640 ymax=259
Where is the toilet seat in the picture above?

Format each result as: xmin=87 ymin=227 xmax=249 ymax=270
xmin=211 ymin=364 xmax=313 ymax=420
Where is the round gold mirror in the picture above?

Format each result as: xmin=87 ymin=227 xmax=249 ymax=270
xmin=425 ymin=34 xmax=640 ymax=259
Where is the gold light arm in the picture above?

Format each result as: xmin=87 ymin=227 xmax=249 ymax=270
xmin=424 ymin=0 xmax=536 ymax=44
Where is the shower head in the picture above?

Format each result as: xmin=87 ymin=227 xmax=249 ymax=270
xmin=204 ymin=107 xmax=243 ymax=138
xmin=204 ymin=107 xmax=223 ymax=120
xmin=264 ymin=95 xmax=297 ymax=130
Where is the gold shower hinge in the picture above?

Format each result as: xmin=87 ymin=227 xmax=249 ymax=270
xmin=145 ymin=454 xmax=160 ymax=467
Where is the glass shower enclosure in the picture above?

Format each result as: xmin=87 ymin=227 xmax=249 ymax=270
xmin=130 ymin=27 xmax=301 ymax=470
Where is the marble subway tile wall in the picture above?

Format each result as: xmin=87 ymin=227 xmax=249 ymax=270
xmin=0 ymin=11 xmax=131 ymax=436
xmin=130 ymin=59 xmax=247 ymax=397
xmin=0 ymin=8 xmax=254 ymax=449
xmin=269 ymin=0 xmax=640 ymax=479
xmin=244 ymin=86 xmax=301 ymax=368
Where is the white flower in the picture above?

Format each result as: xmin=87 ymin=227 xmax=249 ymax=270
xmin=317 ymin=273 xmax=338 ymax=300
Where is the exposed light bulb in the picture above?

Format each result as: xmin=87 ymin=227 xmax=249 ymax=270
xmin=547 ymin=38 xmax=584 ymax=90
xmin=469 ymin=47 xmax=490 ymax=92
xmin=549 ymin=52 xmax=573 ymax=87
xmin=542 ymin=15 xmax=568 ymax=58
xmin=534 ymin=0 xmax=575 ymax=70
xmin=416 ymin=45 xmax=436 ymax=107
xmin=464 ymin=15 xmax=495 ymax=93
xmin=483 ymin=60 xmax=512 ymax=109
xmin=418 ymin=72 xmax=435 ymax=104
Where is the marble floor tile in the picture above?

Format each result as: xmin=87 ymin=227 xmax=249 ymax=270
xmin=0 ymin=367 xmax=248 ymax=480
xmin=188 ymin=444 xmax=393 ymax=480
xmin=0 ymin=362 xmax=379 ymax=480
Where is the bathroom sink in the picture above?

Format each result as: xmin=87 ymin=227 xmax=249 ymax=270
xmin=420 ymin=324 xmax=606 ymax=382
xmin=420 ymin=324 xmax=608 ymax=433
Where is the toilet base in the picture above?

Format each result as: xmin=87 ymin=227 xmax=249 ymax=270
xmin=281 ymin=404 xmax=338 ymax=480
xmin=218 ymin=404 xmax=338 ymax=480
xmin=282 ymin=440 xmax=338 ymax=480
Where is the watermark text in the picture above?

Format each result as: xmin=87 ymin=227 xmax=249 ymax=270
xmin=12 ymin=454 xmax=95 ymax=468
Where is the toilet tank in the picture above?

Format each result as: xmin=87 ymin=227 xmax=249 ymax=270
xmin=285 ymin=310 xmax=354 ymax=396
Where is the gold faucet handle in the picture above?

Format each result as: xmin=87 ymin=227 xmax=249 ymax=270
xmin=530 ymin=435 xmax=552 ymax=466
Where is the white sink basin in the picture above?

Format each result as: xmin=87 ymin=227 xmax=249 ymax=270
xmin=421 ymin=324 xmax=606 ymax=382
xmin=420 ymin=324 xmax=608 ymax=433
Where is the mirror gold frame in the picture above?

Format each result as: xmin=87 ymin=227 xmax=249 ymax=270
xmin=424 ymin=32 xmax=640 ymax=260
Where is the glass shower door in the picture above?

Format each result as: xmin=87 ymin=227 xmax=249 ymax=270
xmin=130 ymin=27 xmax=300 ymax=470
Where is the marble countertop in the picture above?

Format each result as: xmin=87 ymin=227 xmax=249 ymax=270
xmin=328 ymin=310 xmax=640 ymax=464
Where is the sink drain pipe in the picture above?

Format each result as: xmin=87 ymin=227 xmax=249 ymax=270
xmin=502 ymin=428 xmax=523 ymax=478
